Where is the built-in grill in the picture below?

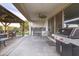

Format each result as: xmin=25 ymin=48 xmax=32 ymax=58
xmin=59 ymin=28 xmax=73 ymax=36
xmin=55 ymin=28 xmax=79 ymax=56
xmin=58 ymin=28 xmax=79 ymax=39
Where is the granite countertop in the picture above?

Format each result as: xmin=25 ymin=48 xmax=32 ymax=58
xmin=52 ymin=34 xmax=79 ymax=46
xmin=70 ymin=39 xmax=79 ymax=46
xmin=52 ymin=34 xmax=71 ymax=44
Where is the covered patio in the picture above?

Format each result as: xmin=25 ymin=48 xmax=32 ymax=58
xmin=0 ymin=4 xmax=26 ymax=52
xmin=1 ymin=3 xmax=79 ymax=56
xmin=0 ymin=5 xmax=25 ymax=36
xmin=0 ymin=35 xmax=59 ymax=56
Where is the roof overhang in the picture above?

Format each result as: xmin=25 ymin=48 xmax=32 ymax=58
xmin=64 ymin=3 xmax=79 ymax=20
xmin=0 ymin=5 xmax=24 ymax=23
xmin=65 ymin=17 xmax=79 ymax=24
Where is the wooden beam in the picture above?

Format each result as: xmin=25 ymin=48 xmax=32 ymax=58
xmin=1 ymin=22 xmax=11 ymax=26
xmin=4 ymin=23 xmax=7 ymax=33
xmin=7 ymin=23 xmax=11 ymax=26
xmin=1 ymin=22 xmax=5 ymax=26
xmin=0 ymin=6 xmax=24 ymax=23
xmin=1 ymin=22 xmax=11 ymax=33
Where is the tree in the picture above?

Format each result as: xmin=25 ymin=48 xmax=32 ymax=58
xmin=13 ymin=27 xmax=19 ymax=32
xmin=0 ymin=26 xmax=3 ymax=31
xmin=24 ymin=21 xmax=29 ymax=31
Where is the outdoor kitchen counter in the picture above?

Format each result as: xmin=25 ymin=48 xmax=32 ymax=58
xmin=52 ymin=34 xmax=70 ymax=44
xmin=71 ymin=40 xmax=79 ymax=46
xmin=52 ymin=34 xmax=79 ymax=46
xmin=52 ymin=34 xmax=79 ymax=56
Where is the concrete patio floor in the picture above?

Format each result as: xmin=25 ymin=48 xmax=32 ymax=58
xmin=0 ymin=35 xmax=59 ymax=56
xmin=0 ymin=35 xmax=22 ymax=51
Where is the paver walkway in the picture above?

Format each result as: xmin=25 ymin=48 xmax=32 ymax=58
xmin=0 ymin=36 xmax=59 ymax=56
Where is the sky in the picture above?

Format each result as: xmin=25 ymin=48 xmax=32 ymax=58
xmin=0 ymin=3 xmax=27 ymax=28
xmin=0 ymin=23 xmax=20 ymax=28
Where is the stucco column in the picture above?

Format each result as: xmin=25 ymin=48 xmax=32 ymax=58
xmin=62 ymin=10 xmax=64 ymax=28
xmin=55 ymin=11 xmax=64 ymax=33
xmin=46 ymin=19 xmax=48 ymax=32
xmin=45 ymin=19 xmax=48 ymax=36
xmin=29 ymin=22 xmax=32 ymax=35
xmin=54 ymin=16 xmax=56 ymax=34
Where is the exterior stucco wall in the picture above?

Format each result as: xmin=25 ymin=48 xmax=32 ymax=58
xmin=55 ymin=11 xmax=62 ymax=32
xmin=48 ymin=17 xmax=54 ymax=35
xmin=47 ymin=11 xmax=64 ymax=36
xmin=55 ymin=11 xmax=64 ymax=33
xmin=29 ymin=20 xmax=48 ymax=36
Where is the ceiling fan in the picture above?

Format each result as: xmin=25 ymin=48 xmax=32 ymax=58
xmin=38 ymin=13 xmax=47 ymax=19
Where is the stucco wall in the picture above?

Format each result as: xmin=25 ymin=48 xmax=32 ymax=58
xmin=29 ymin=20 xmax=48 ymax=36
xmin=55 ymin=11 xmax=62 ymax=32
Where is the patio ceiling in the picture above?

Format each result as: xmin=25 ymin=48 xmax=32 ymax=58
xmin=0 ymin=5 xmax=24 ymax=23
xmin=13 ymin=3 xmax=70 ymax=22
